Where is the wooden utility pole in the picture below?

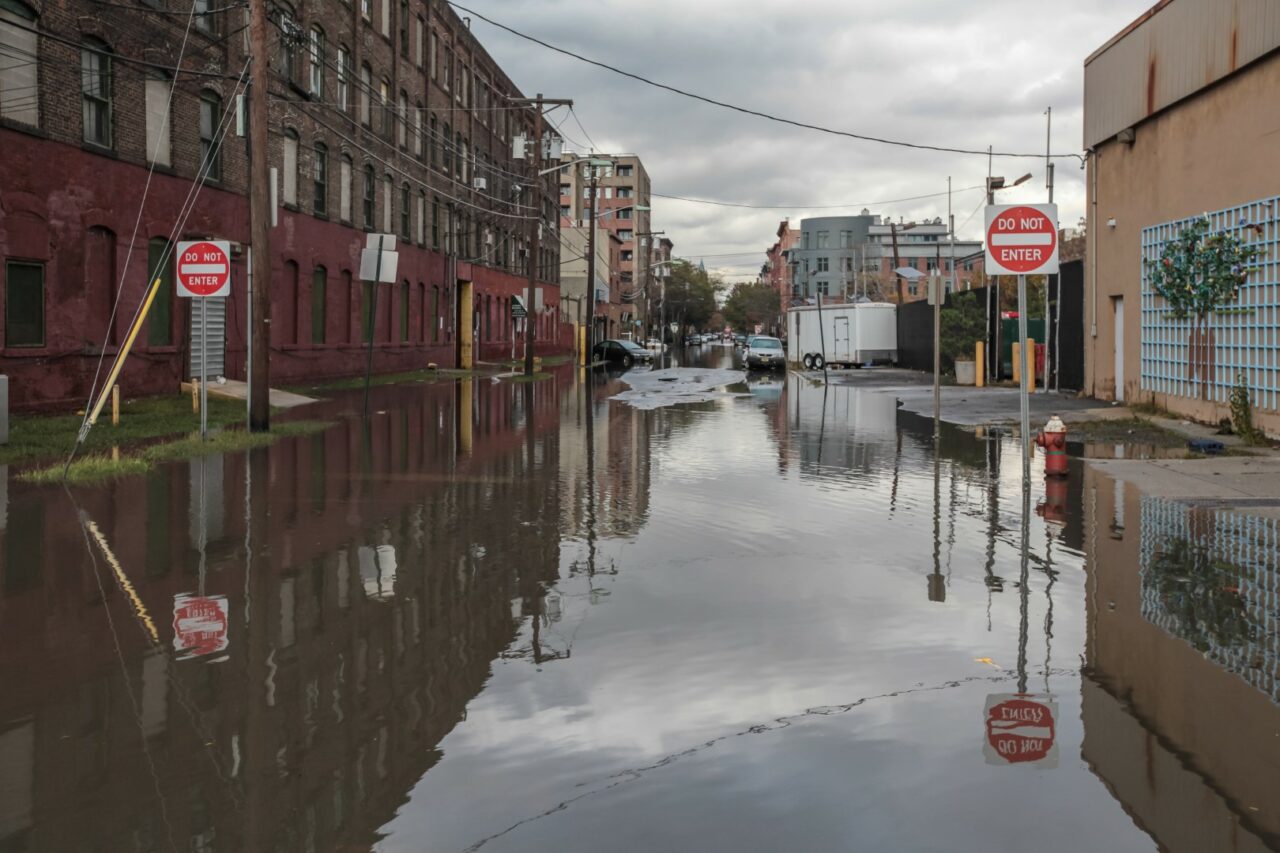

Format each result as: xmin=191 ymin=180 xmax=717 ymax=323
xmin=523 ymin=94 xmax=544 ymax=377
xmin=585 ymin=162 xmax=598 ymax=355
xmin=890 ymin=221 xmax=904 ymax=303
xmin=247 ymin=0 xmax=271 ymax=431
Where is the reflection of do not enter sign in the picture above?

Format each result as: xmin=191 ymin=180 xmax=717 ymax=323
xmin=176 ymin=240 xmax=232 ymax=298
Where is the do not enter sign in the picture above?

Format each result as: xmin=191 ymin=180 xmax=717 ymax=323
xmin=176 ymin=240 xmax=232 ymax=298
xmin=984 ymin=204 xmax=1059 ymax=276
xmin=983 ymin=693 xmax=1058 ymax=767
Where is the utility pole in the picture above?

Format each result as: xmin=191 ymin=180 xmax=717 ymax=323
xmin=985 ymin=145 xmax=994 ymax=387
xmin=1045 ymin=106 xmax=1055 ymax=394
xmin=247 ymin=0 xmax=271 ymax=431
xmin=585 ymin=161 xmax=598 ymax=356
xmin=513 ymin=94 xmax=571 ymax=376
xmin=890 ymin=221 xmax=904 ymax=303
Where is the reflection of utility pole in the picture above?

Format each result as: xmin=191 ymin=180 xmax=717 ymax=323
xmin=929 ymin=448 xmax=945 ymax=602
xmin=1016 ymin=477 xmax=1032 ymax=695
xmin=983 ymin=434 xmax=1003 ymax=631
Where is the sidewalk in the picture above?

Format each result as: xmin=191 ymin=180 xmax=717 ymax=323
xmin=182 ymin=379 xmax=317 ymax=409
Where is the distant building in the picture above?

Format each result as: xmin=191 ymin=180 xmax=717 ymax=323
xmin=1083 ymin=0 xmax=1279 ymax=432
xmin=764 ymin=218 xmax=801 ymax=314
xmin=559 ymin=153 xmax=652 ymax=334
xmin=786 ymin=212 xmax=984 ymax=303
xmin=559 ymin=222 xmax=622 ymax=340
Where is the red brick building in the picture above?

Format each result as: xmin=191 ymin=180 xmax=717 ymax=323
xmin=0 ymin=0 xmax=567 ymax=409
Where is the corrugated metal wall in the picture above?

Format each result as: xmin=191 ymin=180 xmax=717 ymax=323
xmin=1084 ymin=0 xmax=1280 ymax=148
xmin=189 ymin=298 xmax=227 ymax=379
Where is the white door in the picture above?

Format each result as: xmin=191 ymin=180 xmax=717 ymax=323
xmin=1113 ymin=296 xmax=1125 ymax=402
xmin=834 ymin=317 xmax=850 ymax=361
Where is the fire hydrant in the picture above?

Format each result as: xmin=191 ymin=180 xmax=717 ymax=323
xmin=1034 ymin=414 xmax=1069 ymax=477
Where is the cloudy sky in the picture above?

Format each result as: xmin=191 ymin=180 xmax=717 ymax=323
xmin=458 ymin=0 xmax=1153 ymax=280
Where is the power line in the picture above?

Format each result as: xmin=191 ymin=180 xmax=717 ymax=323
xmin=448 ymin=1 xmax=1085 ymax=163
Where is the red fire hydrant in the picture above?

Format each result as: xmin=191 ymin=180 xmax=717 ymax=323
xmin=1035 ymin=414 xmax=1069 ymax=477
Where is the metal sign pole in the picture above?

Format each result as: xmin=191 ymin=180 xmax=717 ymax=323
xmin=245 ymin=247 xmax=253 ymax=427
xmin=200 ymin=297 xmax=209 ymax=440
xmin=363 ymin=236 xmax=384 ymax=415
xmin=1017 ymin=273 xmax=1031 ymax=488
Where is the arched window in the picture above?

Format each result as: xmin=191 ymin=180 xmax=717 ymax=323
xmin=1 ymin=0 xmax=40 ymax=126
xmin=312 ymin=141 xmax=328 ymax=215
xmin=336 ymin=45 xmax=350 ymax=111
xmin=453 ymin=131 xmax=463 ymax=181
xmin=359 ymin=63 xmax=371 ymax=126
xmin=381 ymin=173 xmax=393 ymax=233
xmin=379 ymin=77 xmax=390 ymax=137
xmin=311 ymin=265 xmax=326 ymax=343
xmin=399 ymin=182 xmax=410 ymax=240
xmin=81 ymin=37 xmax=112 ymax=147
xmin=278 ymin=6 xmax=297 ymax=81
xmin=84 ymin=226 xmax=117 ymax=346
xmin=308 ymin=26 xmax=325 ymax=96
xmin=146 ymin=238 xmax=172 ymax=346
xmin=415 ymin=189 xmax=425 ymax=245
xmin=362 ymin=164 xmax=374 ymax=228
xmin=194 ymin=0 xmax=217 ymax=35
xmin=412 ymin=102 xmax=423 ymax=158
xmin=143 ymin=72 xmax=171 ymax=165
xmin=397 ymin=89 xmax=407 ymax=147
xmin=199 ymin=90 xmax=222 ymax=180
xmin=442 ymin=121 xmax=452 ymax=174
xmin=339 ymin=154 xmax=352 ymax=222
xmin=281 ymin=128 xmax=299 ymax=205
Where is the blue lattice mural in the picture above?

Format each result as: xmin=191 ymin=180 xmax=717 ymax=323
xmin=1140 ymin=196 xmax=1280 ymax=410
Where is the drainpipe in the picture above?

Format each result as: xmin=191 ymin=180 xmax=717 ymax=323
xmin=1088 ymin=148 xmax=1099 ymax=401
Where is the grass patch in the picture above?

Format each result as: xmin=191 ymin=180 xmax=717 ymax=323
xmin=1071 ymin=417 xmax=1186 ymax=447
xmin=17 ymin=420 xmax=336 ymax=485
xmin=500 ymin=372 xmax=554 ymax=384
xmin=0 ymin=395 xmax=248 ymax=466
xmin=285 ymin=367 xmax=491 ymax=393
xmin=19 ymin=454 xmax=151 ymax=485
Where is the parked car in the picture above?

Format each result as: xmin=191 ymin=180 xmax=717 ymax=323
xmin=593 ymin=339 xmax=654 ymax=367
xmin=645 ymin=338 xmax=664 ymax=350
xmin=734 ymin=333 xmax=748 ymax=347
xmin=745 ymin=336 xmax=785 ymax=370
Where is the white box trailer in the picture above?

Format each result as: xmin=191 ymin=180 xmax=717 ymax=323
xmin=786 ymin=302 xmax=897 ymax=369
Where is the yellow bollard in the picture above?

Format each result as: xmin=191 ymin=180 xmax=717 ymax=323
xmin=111 ymin=385 xmax=120 ymax=425
xmin=1012 ymin=342 xmax=1021 ymax=384
xmin=191 ymin=379 xmax=200 ymax=413
xmin=111 ymin=446 xmax=120 ymax=461
xmin=578 ymin=325 xmax=588 ymax=366
xmin=975 ymin=342 xmax=985 ymax=388
xmin=1026 ymin=337 xmax=1036 ymax=389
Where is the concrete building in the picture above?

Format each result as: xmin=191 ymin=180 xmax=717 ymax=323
xmin=787 ymin=212 xmax=983 ymax=303
xmin=559 ymin=221 xmax=624 ymax=341
xmin=1083 ymin=0 xmax=1280 ymax=433
xmin=559 ymin=152 xmax=652 ymax=335
xmin=0 ymin=0 xmax=566 ymax=409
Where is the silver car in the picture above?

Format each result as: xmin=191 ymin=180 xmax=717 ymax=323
xmin=745 ymin=336 xmax=785 ymax=370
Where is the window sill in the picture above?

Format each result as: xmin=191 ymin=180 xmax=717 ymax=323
xmin=81 ymin=141 xmax=118 ymax=159
xmin=141 ymin=345 xmax=179 ymax=354
xmin=0 ymin=117 xmax=47 ymax=139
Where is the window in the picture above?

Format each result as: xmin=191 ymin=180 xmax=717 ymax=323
xmin=816 ymin=231 xmax=829 ymax=249
xmin=616 ymin=187 xmax=633 ymax=199
xmin=399 ymin=182 xmax=410 ymax=239
xmin=339 ymin=156 xmax=352 ymax=221
xmin=621 ymin=250 xmax=633 ymax=262
xmin=415 ymin=190 xmax=425 ymax=245
xmin=379 ymin=77 xmax=390 ymax=137
xmin=360 ymin=0 xmax=369 ymax=21
xmin=616 ymin=165 xmax=632 ymax=177
xmin=278 ymin=8 xmax=297 ymax=81
xmin=81 ymin=38 xmax=112 ymax=147
xmin=802 ymin=232 xmax=810 ymax=249
xmin=442 ymin=49 xmax=451 ymax=91
xmin=431 ymin=196 xmax=439 ymax=248
xmin=399 ymin=280 xmax=409 ymax=342
xmin=313 ymin=142 xmax=328 ymax=215
xmin=0 ymin=0 xmax=39 ymax=126
xmin=397 ymin=90 xmax=407 ymax=147
xmin=4 ymin=260 xmax=43 ymax=347
xmin=359 ymin=63 xmax=371 ymax=126
xmin=362 ymin=164 xmax=374 ymax=228
xmin=429 ymin=31 xmax=438 ymax=79
xmin=194 ymin=0 xmax=216 ymax=34
xmin=378 ymin=0 xmax=388 ymax=37
xmin=454 ymin=132 xmax=463 ymax=180
xmin=144 ymin=76 xmax=171 ymax=165
xmin=429 ymin=114 xmax=438 ymax=168
xmin=412 ymin=104 xmax=422 ymax=158
xmin=311 ymin=266 xmax=326 ymax=343
xmin=817 ymin=257 xmax=829 ymax=272
xmin=281 ymin=129 xmax=298 ymax=205
xmin=560 ymin=205 xmax=570 ymax=218
xmin=414 ymin=16 xmax=423 ymax=66
xmin=336 ymin=46 xmax=350 ymax=111
xmin=398 ymin=0 xmax=408 ymax=52
xmin=199 ymin=92 xmax=221 ymax=179
xmin=381 ymin=174 xmax=392 ymax=233
xmin=618 ymin=229 xmax=634 ymax=241
xmin=307 ymin=27 xmax=324 ymax=96
xmin=146 ymin=239 xmax=172 ymax=346
xmin=442 ymin=121 xmax=452 ymax=174
xmin=616 ymin=208 xmax=632 ymax=220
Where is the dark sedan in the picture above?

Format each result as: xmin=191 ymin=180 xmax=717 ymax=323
xmin=592 ymin=339 xmax=654 ymax=367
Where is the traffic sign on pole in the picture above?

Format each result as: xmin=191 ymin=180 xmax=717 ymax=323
xmin=176 ymin=240 xmax=232 ymax=298
xmin=984 ymin=204 xmax=1059 ymax=276
xmin=983 ymin=693 xmax=1058 ymax=767
xmin=511 ymin=295 xmax=528 ymax=318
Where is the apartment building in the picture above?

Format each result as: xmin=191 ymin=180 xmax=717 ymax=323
xmin=0 ymin=0 xmax=565 ymax=409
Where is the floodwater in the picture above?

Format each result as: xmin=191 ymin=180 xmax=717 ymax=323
xmin=1 ymin=346 xmax=1277 ymax=853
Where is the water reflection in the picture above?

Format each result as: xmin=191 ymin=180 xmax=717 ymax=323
xmin=0 ymin=357 xmax=1277 ymax=852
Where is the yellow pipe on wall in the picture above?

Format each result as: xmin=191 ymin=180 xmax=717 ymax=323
xmin=84 ymin=276 xmax=162 ymax=433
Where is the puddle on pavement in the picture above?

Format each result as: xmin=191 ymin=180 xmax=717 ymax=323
xmin=1 ymin=347 xmax=1277 ymax=852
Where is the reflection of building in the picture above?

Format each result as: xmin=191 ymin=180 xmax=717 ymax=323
xmin=0 ymin=375 xmax=573 ymax=851
xmin=1080 ymin=468 xmax=1280 ymax=850
xmin=1082 ymin=0 xmax=1280 ymax=430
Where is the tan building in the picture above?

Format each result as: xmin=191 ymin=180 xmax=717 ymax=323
xmin=559 ymin=152 xmax=652 ymax=335
xmin=1083 ymin=0 xmax=1280 ymax=433
xmin=559 ymin=221 xmax=623 ymax=341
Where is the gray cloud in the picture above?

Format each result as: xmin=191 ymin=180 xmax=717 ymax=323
xmin=463 ymin=0 xmax=1151 ymax=278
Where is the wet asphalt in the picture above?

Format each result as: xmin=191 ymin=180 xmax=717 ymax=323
xmin=0 ymin=344 xmax=1276 ymax=852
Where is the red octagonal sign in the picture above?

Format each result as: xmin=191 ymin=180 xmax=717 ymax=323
xmin=983 ymin=693 xmax=1058 ymax=767
xmin=176 ymin=240 xmax=232 ymax=298
xmin=984 ymin=204 xmax=1059 ymax=276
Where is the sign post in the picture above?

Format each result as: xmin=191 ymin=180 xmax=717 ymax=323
xmin=511 ymin=296 xmax=527 ymax=364
xmin=176 ymin=240 xmax=233 ymax=440
xmin=985 ymin=205 xmax=1058 ymax=486
xmin=358 ymin=234 xmax=400 ymax=414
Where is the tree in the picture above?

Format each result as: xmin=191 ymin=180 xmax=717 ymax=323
xmin=722 ymin=281 xmax=780 ymax=333
xmin=663 ymin=259 xmax=720 ymax=336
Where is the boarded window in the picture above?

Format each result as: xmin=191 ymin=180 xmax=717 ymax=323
xmin=146 ymin=239 xmax=173 ymax=346
xmin=311 ymin=266 xmax=326 ymax=343
xmin=144 ymin=77 xmax=171 ymax=165
xmin=4 ymin=260 xmax=44 ymax=347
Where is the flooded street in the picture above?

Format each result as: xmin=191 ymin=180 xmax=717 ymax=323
xmin=1 ymin=347 xmax=1277 ymax=853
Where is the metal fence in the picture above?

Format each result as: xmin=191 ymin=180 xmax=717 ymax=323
xmin=1138 ymin=497 xmax=1280 ymax=703
xmin=1140 ymin=195 xmax=1280 ymax=410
